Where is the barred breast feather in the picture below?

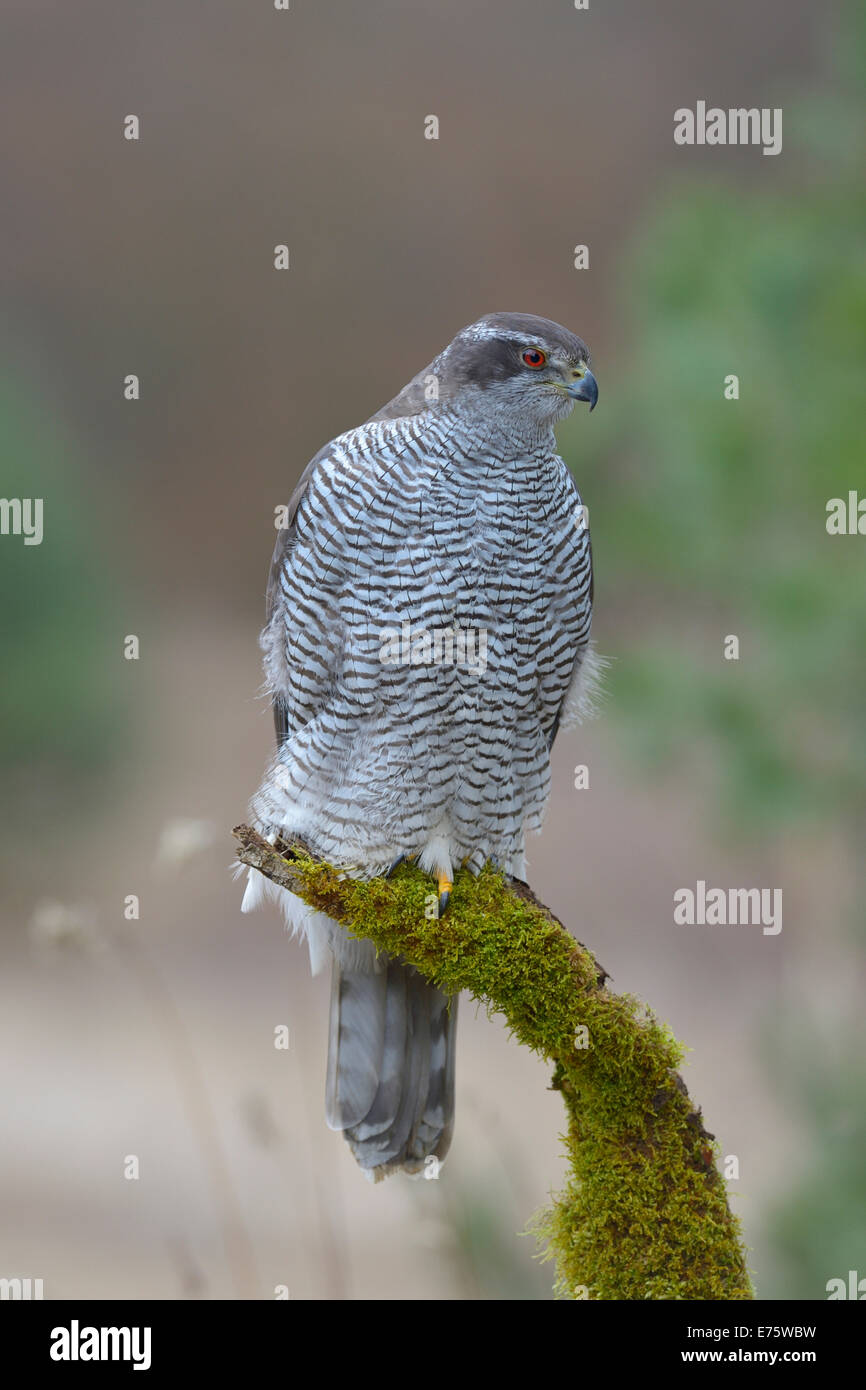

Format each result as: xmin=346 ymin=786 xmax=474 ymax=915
xmin=251 ymin=407 xmax=596 ymax=881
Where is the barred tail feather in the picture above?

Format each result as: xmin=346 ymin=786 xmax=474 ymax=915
xmin=326 ymin=956 xmax=457 ymax=1180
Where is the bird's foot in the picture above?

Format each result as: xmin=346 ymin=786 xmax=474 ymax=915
xmin=437 ymin=871 xmax=453 ymax=916
xmin=387 ymin=852 xmax=416 ymax=877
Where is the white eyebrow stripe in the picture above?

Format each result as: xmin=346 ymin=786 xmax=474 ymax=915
xmin=459 ymin=324 xmax=546 ymax=348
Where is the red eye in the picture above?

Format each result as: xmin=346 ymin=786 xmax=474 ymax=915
xmin=522 ymin=348 xmax=546 ymax=368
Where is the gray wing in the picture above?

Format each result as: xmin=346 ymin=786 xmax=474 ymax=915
xmin=265 ymin=376 xmax=433 ymax=747
xmin=265 ymin=444 xmax=331 ymax=748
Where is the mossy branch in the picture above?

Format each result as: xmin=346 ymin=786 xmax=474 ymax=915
xmin=233 ymin=823 xmax=753 ymax=1300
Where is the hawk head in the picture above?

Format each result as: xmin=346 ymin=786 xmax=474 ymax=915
xmin=374 ymin=312 xmax=597 ymax=430
xmin=438 ymin=312 xmax=597 ymax=420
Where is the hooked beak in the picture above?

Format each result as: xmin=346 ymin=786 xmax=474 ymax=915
xmin=567 ymin=366 xmax=598 ymax=411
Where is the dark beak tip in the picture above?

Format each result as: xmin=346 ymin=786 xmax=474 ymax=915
xmin=570 ymin=367 xmax=598 ymax=411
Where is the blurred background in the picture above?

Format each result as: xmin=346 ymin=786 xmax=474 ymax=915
xmin=1 ymin=0 xmax=863 ymax=1299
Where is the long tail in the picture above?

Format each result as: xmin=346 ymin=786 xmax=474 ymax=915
xmin=326 ymin=954 xmax=457 ymax=1179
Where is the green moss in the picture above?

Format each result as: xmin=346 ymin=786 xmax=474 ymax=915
xmin=261 ymin=841 xmax=753 ymax=1300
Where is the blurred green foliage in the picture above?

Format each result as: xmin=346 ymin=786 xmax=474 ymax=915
xmin=0 ymin=380 xmax=126 ymax=789
xmin=762 ymin=1016 xmax=866 ymax=1300
xmin=564 ymin=15 xmax=866 ymax=836
xmin=438 ymin=1173 xmax=554 ymax=1300
xmin=560 ymin=6 xmax=866 ymax=1301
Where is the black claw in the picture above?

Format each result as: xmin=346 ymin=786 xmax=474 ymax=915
xmin=387 ymin=854 xmax=406 ymax=876
xmin=438 ymin=889 xmax=450 ymax=916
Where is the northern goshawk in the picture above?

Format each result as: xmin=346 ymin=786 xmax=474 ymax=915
xmin=242 ymin=312 xmax=600 ymax=1179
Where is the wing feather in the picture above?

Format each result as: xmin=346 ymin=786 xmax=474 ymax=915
xmin=265 ymin=445 xmax=332 ymax=747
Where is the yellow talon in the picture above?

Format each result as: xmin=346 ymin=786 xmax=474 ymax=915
xmin=437 ymin=872 xmax=453 ymax=915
